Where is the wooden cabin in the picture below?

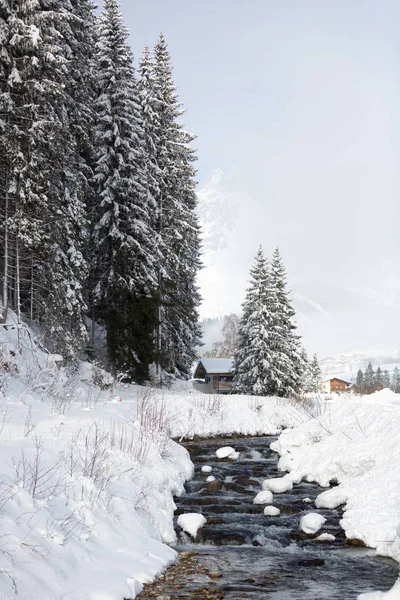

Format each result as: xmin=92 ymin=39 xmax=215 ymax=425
xmin=193 ymin=358 xmax=235 ymax=394
xmin=323 ymin=377 xmax=353 ymax=393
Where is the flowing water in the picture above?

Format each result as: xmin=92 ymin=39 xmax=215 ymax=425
xmin=169 ymin=435 xmax=397 ymax=600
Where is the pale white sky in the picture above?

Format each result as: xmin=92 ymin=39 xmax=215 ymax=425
xmin=102 ymin=0 xmax=400 ymax=356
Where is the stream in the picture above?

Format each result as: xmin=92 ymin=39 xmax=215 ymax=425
xmin=138 ymin=435 xmax=398 ymax=600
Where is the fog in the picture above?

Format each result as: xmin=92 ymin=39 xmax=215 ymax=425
xmin=106 ymin=0 xmax=400 ymax=356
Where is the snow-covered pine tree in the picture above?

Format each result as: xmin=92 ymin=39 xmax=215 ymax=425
xmin=92 ymin=0 xmax=158 ymax=381
xmin=64 ymin=0 xmax=99 ymax=351
xmin=308 ymin=354 xmax=323 ymax=392
xmin=356 ymin=369 xmax=364 ymax=394
xmin=209 ymin=313 xmax=240 ymax=358
xmin=0 ymin=0 xmax=88 ymax=357
xmin=268 ymin=247 xmax=305 ymax=396
xmin=392 ymin=367 xmax=400 ymax=394
xmin=150 ymin=34 xmax=202 ymax=381
xmin=138 ymin=46 xmax=160 ymax=240
xmin=0 ymin=0 xmax=11 ymax=323
xmin=298 ymin=349 xmax=310 ymax=392
xmin=374 ymin=366 xmax=383 ymax=392
xmin=382 ymin=370 xmax=391 ymax=389
xmin=363 ymin=363 xmax=375 ymax=394
xmin=233 ymin=248 xmax=279 ymax=396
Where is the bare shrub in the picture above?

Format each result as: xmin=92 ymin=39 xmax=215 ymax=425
xmin=81 ymin=384 xmax=102 ymax=410
xmin=25 ymin=363 xmax=55 ymax=392
xmin=23 ymin=406 xmax=36 ymax=438
xmin=0 ymin=346 xmax=16 ymax=396
xmin=92 ymin=365 xmax=114 ymax=390
xmin=51 ymin=378 xmax=82 ymax=415
xmin=248 ymin=398 xmax=263 ymax=414
xmin=81 ymin=422 xmax=112 ymax=486
xmin=0 ymin=405 xmax=13 ymax=436
xmin=195 ymin=394 xmax=225 ymax=418
xmin=11 ymin=436 xmax=64 ymax=500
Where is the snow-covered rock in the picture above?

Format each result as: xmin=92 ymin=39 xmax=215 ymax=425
xmin=253 ymin=490 xmax=273 ymax=505
xmin=201 ymin=465 xmax=213 ymax=473
xmin=264 ymin=506 xmax=280 ymax=517
xmin=216 ymin=446 xmax=239 ymax=459
xmin=177 ymin=513 xmax=207 ymax=538
xmin=300 ymin=513 xmax=327 ymax=535
xmin=206 ymin=476 xmax=216 ymax=482
xmin=262 ymin=477 xmax=293 ymax=493
xmin=316 ymin=533 xmax=335 ymax=542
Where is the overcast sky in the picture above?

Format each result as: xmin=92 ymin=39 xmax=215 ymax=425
xmin=106 ymin=0 xmax=400 ymax=357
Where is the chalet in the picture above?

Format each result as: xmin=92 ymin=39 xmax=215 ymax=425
xmin=323 ymin=377 xmax=353 ymax=393
xmin=193 ymin=358 xmax=235 ymax=394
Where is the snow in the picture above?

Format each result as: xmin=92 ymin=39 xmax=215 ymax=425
xmin=262 ymin=477 xmax=293 ymax=493
xmin=271 ymin=390 xmax=400 ymax=564
xmin=264 ymin=506 xmax=280 ymax=516
xmin=300 ymin=512 xmax=327 ymax=535
xmin=177 ymin=513 xmax=206 ymax=538
xmin=2 ymin=313 xmax=400 ymax=598
xmin=201 ymin=465 xmax=213 ymax=473
xmin=316 ymin=533 xmax=336 ymax=542
xmin=206 ymin=476 xmax=216 ymax=482
xmin=216 ymin=446 xmax=239 ymax=459
xmin=358 ymin=580 xmax=400 ymax=599
xmin=195 ymin=358 xmax=235 ymax=375
xmin=253 ymin=490 xmax=273 ymax=505
xmin=0 ymin=311 xmax=308 ymax=599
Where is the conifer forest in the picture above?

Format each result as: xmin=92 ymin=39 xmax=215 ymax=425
xmin=0 ymin=0 xmax=201 ymax=384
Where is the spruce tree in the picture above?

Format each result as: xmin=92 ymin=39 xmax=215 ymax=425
xmin=356 ymin=369 xmax=364 ymax=394
xmin=374 ymin=366 xmax=383 ymax=392
xmin=363 ymin=363 xmax=375 ymax=394
xmin=210 ymin=314 xmax=240 ymax=358
xmin=308 ymin=354 xmax=323 ymax=392
xmin=392 ymin=367 xmax=400 ymax=394
xmin=233 ymin=248 xmax=277 ymax=396
xmin=92 ymin=0 xmax=158 ymax=381
xmin=268 ymin=247 xmax=306 ymax=396
xmin=382 ymin=370 xmax=391 ymax=389
xmin=0 ymin=0 xmax=88 ymax=358
xmin=150 ymin=34 xmax=202 ymax=381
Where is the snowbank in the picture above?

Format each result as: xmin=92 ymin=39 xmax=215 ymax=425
xmin=358 ymin=580 xmax=400 ymax=600
xmin=271 ymin=390 xmax=400 ymax=564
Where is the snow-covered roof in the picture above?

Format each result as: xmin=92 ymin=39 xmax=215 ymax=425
xmin=196 ymin=358 xmax=235 ymax=374
xmin=323 ymin=377 xmax=353 ymax=385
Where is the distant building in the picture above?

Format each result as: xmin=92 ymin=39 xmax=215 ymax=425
xmin=323 ymin=377 xmax=353 ymax=393
xmin=193 ymin=358 xmax=235 ymax=394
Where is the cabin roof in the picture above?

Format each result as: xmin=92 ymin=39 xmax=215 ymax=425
xmin=194 ymin=358 xmax=235 ymax=375
xmin=324 ymin=377 xmax=352 ymax=385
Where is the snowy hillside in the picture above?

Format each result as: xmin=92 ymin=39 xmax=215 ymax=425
xmin=320 ymin=349 xmax=400 ymax=378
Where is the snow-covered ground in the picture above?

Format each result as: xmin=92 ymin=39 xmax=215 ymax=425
xmin=1 ymin=317 xmax=400 ymax=598
xmin=0 ymin=317 xmax=300 ymax=599
xmin=272 ymin=391 xmax=400 ymax=598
